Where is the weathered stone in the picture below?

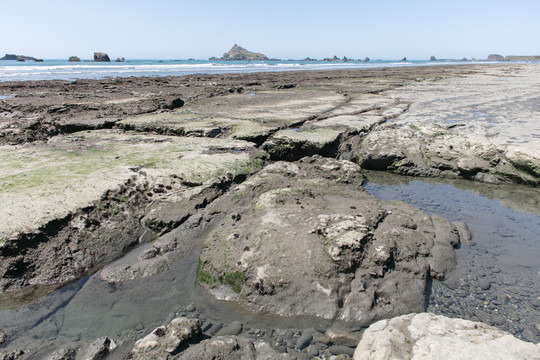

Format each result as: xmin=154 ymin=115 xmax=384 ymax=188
xmin=76 ymin=337 xmax=114 ymax=360
xmin=324 ymin=328 xmax=360 ymax=347
xmin=131 ymin=317 xmax=200 ymax=358
xmin=46 ymin=348 xmax=76 ymax=360
xmin=198 ymin=156 xmax=461 ymax=325
xmin=353 ymin=313 xmax=540 ymax=360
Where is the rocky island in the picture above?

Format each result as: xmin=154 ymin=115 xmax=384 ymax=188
xmin=210 ymin=44 xmax=269 ymax=61
xmin=1 ymin=54 xmax=43 ymax=62
xmin=93 ymin=52 xmax=111 ymax=62
xmin=0 ymin=64 xmax=538 ymax=359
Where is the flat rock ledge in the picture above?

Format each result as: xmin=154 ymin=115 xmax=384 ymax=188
xmin=354 ymin=64 xmax=540 ymax=186
xmin=198 ymin=156 xmax=462 ymax=325
xmin=353 ymin=313 xmax=540 ymax=360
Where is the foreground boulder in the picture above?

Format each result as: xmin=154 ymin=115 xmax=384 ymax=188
xmin=198 ymin=156 xmax=462 ymax=325
xmin=353 ymin=313 xmax=540 ymax=360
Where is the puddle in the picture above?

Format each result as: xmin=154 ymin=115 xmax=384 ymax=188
xmin=0 ymin=95 xmax=14 ymax=100
xmin=363 ymin=171 xmax=540 ymax=342
xmin=0 ymin=246 xmax=200 ymax=345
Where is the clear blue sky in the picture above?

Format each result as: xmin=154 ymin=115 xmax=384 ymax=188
xmin=2 ymin=0 xmax=539 ymax=60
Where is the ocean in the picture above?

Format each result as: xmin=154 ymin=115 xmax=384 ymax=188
xmin=0 ymin=59 xmax=491 ymax=82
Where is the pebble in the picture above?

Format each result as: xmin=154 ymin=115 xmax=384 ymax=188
xmin=215 ymin=321 xmax=243 ymax=336
xmin=328 ymin=345 xmax=355 ymax=357
xmin=207 ymin=322 xmax=223 ymax=335
xmin=185 ymin=304 xmax=196 ymax=312
xmin=135 ymin=323 xmax=144 ymax=331
xmin=308 ymin=345 xmax=319 ymax=357
xmin=296 ymin=333 xmax=313 ymax=350
xmin=200 ymin=321 xmax=213 ymax=333
xmin=478 ymin=279 xmax=491 ymax=290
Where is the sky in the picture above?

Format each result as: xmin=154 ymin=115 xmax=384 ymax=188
xmin=2 ymin=0 xmax=539 ymax=60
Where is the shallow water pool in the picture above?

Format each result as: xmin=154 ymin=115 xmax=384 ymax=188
xmin=364 ymin=171 xmax=540 ymax=342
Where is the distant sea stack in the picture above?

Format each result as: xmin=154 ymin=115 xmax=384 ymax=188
xmin=504 ymin=55 xmax=540 ymax=61
xmin=487 ymin=54 xmax=540 ymax=61
xmin=94 ymin=52 xmax=111 ymax=62
xmin=487 ymin=54 xmax=504 ymax=61
xmin=68 ymin=56 xmax=81 ymax=62
xmin=211 ymin=44 xmax=269 ymax=61
xmin=1 ymin=53 xmax=43 ymax=62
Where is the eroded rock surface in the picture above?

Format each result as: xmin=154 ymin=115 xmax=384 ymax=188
xmin=0 ymin=130 xmax=260 ymax=292
xmin=355 ymin=64 xmax=540 ymax=185
xmin=198 ymin=156 xmax=462 ymax=324
xmin=353 ymin=313 xmax=540 ymax=360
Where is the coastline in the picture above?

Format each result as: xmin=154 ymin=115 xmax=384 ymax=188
xmin=0 ymin=63 xmax=539 ymax=358
xmin=0 ymin=59 xmax=516 ymax=82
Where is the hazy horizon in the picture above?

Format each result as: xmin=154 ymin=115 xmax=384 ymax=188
xmin=2 ymin=0 xmax=539 ymax=61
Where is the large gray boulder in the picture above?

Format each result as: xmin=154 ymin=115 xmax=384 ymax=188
xmin=198 ymin=156 xmax=462 ymax=325
xmin=353 ymin=313 xmax=540 ymax=360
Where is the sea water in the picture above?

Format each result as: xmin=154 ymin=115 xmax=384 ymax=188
xmin=0 ymin=59 xmax=487 ymax=82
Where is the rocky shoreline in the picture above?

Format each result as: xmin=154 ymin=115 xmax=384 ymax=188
xmin=0 ymin=64 xmax=539 ymax=359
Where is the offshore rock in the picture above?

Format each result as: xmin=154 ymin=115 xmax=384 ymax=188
xmin=198 ymin=156 xmax=461 ymax=325
xmin=218 ymin=44 xmax=268 ymax=61
xmin=487 ymin=54 xmax=504 ymax=61
xmin=93 ymin=52 xmax=110 ymax=62
xmin=68 ymin=56 xmax=81 ymax=62
xmin=353 ymin=313 xmax=540 ymax=360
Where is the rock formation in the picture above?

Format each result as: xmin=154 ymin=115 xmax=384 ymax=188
xmin=94 ymin=52 xmax=111 ymax=62
xmin=198 ymin=157 xmax=462 ymax=324
xmin=353 ymin=313 xmax=540 ymax=360
xmin=504 ymin=55 xmax=540 ymax=61
xmin=0 ymin=54 xmax=17 ymax=60
xmin=216 ymin=44 xmax=269 ymax=61
xmin=1 ymin=54 xmax=42 ymax=61
xmin=68 ymin=56 xmax=81 ymax=62
xmin=487 ymin=54 xmax=504 ymax=61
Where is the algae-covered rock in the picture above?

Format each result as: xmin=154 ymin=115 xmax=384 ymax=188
xmin=198 ymin=156 xmax=461 ymax=325
xmin=0 ymin=130 xmax=260 ymax=292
